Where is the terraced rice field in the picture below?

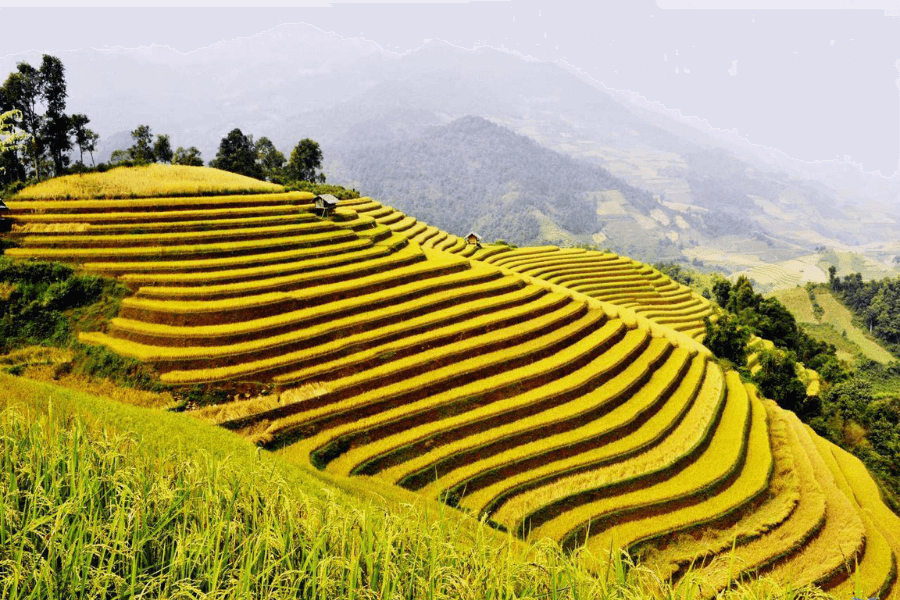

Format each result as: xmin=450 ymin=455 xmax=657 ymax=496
xmin=346 ymin=198 xmax=716 ymax=341
xmin=4 ymin=176 xmax=900 ymax=594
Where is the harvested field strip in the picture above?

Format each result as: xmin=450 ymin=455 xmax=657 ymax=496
xmin=116 ymin=253 xmax=472 ymax=326
xmin=342 ymin=329 xmax=661 ymax=485
xmin=4 ymin=191 xmax=313 ymax=213
xmin=640 ymin=401 xmax=800 ymax=583
xmin=308 ymin=319 xmax=639 ymax=477
xmin=12 ymin=211 xmax=316 ymax=235
xmin=686 ymin=407 xmax=827 ymax=594
xmin=19 ymin=221 xmax=339 ymax=248
xmin=811 ymin=435 xmax=895 ymax=598
xmin=134 ymin=244 xmax=424 ymax=301
xmin=121 ymin=244 xmax=397 ymax=288
xmin=829 ymin=444 xmax=900 ymax=599
xmin=5 ymin=228 xmax=359 ymax=263
xmin=457 ymin=354 xmax=709 ymax=518
xmin=532 ymin=370 xmax=751 ymax=550
xmin=84 ymin=238 xmax=374 ymax=277
xmin=404 ymin=339 xmax=691 ymax=499
xmin=761 ymin=415 xmax=865 ymax=589
xmin=583 ymin=382 xmax=772 ymax=559
xmin=256 ymin=290 xmax=570 ymax=390
xmin=4 ymin=203 xmax=307 ymax=225
xmin=491 ymin=364 xmax=728 ymax=534
xmin=113 ymin=267 xmax=521 ymax=350
xmin=251 ymin=309 xmax=609 ymax=451
xmin=153 ymin=276 xmax=540 ymax=382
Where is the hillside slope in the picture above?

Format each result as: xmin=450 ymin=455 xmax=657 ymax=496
xmin=2 ymin=166 xmax=899 ymax=596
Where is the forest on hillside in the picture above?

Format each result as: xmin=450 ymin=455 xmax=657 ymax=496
xmin=336 ymin=116 xmax=659 ymax=246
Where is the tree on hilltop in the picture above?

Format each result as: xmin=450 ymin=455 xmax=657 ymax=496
xmin=153 ymin=134 xmax=173 ymax=164
xmin=285 ymin=138 xmax=325 ymax=183
xmin=173 ymin=146 xmax=203 ymax=167
xmin=255 ymin=136 xmax=286 ymax=182
xmin=70 ymin=113 xmax=99 ymax=166
xmin=210 ymin=128 xmax=263 ymax=179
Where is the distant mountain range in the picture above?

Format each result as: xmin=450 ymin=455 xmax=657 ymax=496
xmin=3 ymin=23 xmax=898 ymax=267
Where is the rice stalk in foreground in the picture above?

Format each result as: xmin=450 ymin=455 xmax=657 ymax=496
xmin=0 ymin=400 xmax=833 ymax=600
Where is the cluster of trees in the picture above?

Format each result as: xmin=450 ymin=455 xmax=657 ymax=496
xmin=829 ymin=267 xmax=900 ymax=353
xmin=1 ymin=54 xmax=99 ymax=187
xmin=111 ymin=125 xmax=203 ymax=167
xmin=704 ymin=275 xmax=847 ymax=410
xmin=208 ymin=128 xmax=325 ymax=184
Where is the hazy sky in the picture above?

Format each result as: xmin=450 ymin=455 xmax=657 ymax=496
xmin=1 ymin=0 xmax=899 ymax=176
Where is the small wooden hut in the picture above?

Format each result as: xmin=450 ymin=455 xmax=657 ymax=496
xmin=465 ymin=231 xmax=482 ymax=245
xmin=315 ymin=194 xmax=339 ymax=217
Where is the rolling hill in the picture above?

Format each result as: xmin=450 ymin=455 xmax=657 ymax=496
xmin=2 ymin=165 xmax=899 ymax=597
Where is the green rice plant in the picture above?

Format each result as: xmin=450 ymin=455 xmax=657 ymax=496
xmin=582 ymin=381 xmax=773 ymax=561
xmin=458 ymin=350 xmax=708 ymax=518
xmin=490 ymin=364 xmax=729 ymax=535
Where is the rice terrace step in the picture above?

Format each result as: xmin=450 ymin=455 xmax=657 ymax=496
xmin=3 ymin=166 xmax=899 ymax=597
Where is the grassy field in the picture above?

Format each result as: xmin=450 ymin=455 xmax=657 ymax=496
xmin=770 ymin=286 xmax=896 ymax=364
xmin=5 ymin=168 xmax=900 ymax=597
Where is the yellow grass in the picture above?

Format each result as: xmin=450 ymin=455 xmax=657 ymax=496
xmin=192 ymin=383 xmax=330 ymax=425
xmin=14 ymin=164 xmax=284 ymax=199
